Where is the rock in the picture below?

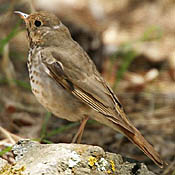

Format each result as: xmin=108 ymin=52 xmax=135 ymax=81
xmin=0 ymin=139 xmax=155 ymax=175
xmin=0 ymin=158 xmax=9 ymax=173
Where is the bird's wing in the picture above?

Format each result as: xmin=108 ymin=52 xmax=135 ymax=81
xmin=40 ymin=46 xmax=164 ymax=168
xmin=41 ymin=46 xmax=134 ymax=134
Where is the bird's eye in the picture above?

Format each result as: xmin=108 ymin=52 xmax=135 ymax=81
xmin=34 ymin=20 xmax=42 ymax=27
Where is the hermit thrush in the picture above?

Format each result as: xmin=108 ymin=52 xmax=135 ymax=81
xmin=15 ymin=11 xmax=164 ymax=168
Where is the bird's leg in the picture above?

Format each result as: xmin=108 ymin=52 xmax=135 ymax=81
xmin=72 ymin=115 xmax=89 ymax=143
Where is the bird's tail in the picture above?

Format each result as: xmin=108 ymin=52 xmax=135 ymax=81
xmin=118 ymin=124 xmax=164 ymax=168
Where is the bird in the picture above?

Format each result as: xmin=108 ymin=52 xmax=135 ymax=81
xmin=15 ymin=11 xmax=164 ymax=168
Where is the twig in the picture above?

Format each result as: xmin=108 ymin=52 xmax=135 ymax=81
xmin=0 ymin=127 xmax=15 ymax=144
xmin=162 ymin=159 xmax=175 ymax=175
xmin=0 ymin=126 xmax=22 ymax=144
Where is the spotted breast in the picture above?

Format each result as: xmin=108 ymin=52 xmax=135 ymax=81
xmin=27 ymin=46 xmax=88 ymax=121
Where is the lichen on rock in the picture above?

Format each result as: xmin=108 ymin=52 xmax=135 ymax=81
xmin=0 ymin=140 xmax=156 ymax=175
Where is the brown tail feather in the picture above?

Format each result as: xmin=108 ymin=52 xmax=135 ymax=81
xmin=119 ymin=125 xmax=164 ymax=168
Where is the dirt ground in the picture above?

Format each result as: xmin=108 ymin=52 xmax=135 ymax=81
xmin=0 ymin=0 xmax=175 ymax=174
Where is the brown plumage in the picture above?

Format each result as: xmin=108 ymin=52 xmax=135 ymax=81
xmin=15 ymin=11 xmax=164 ymax=168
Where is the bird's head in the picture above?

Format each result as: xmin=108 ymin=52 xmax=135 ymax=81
xmin=15 ymin=11 xmax=70 ymax=47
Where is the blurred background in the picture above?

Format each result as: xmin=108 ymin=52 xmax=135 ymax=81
xmin=0 ymin=0 xmax=174 ymax=174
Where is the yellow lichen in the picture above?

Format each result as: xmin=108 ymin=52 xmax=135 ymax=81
xmin=0 ymin=164 xmax=26 ymax=175
xmin=0 ymin=164 xmax=12 ymax=175
xmin=88 ymin=156 xmax=97 ymax=167
xmin=110 ymin=160 xmax=115 ymax=172
xmin=107 ymin=169 xmax=111 ymax=174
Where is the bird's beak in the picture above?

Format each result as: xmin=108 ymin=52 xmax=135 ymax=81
xmin=14 ymin=11 xmax=29 ymax=22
